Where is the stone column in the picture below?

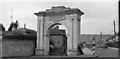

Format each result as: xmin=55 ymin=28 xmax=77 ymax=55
xmin=43 ymin=35 xmax=49 ymax=56
xmin=36 ymin=16 xmax=44 ymax=55
xmin=36 ymin=19 xmax=40 ymax=50
xmin=78 ymin=19 xmax=81 ymax=44
xmin=0 ymin=31 xmax=2 ymax=40
xmin=67 ymin=19 xmax=74 ymax=55
xmin=72 ymin=18 xmax=80 ymax=55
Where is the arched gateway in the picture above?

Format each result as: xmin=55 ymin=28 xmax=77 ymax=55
xmin=34 ymin=6 xmax=84 ymax=56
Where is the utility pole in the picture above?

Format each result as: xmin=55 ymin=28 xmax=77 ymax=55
xmin=100 ymin=32 xmax=102 ymax=40
xmin=100 ymin=32 xmax=104 ymax=47
xmin=100 ymin=32 xmax=104 ymax=43
xmin=113 ymin=20 xmax=116 ymax=35
xmin=113 ymin=20 xmax=116 ymax=41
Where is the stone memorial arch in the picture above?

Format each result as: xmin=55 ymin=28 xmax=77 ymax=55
xmin=34 ymin=6 xmax=84 ymax=56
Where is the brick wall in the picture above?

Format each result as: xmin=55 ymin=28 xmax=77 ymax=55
xmin=2 ymin=39 xmax=35 ymax=57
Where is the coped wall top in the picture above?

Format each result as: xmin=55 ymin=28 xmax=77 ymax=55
xmin=34 ymin=6 xmax=84 ymax=16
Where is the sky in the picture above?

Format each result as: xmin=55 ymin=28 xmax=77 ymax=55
xmin=0 ymin=0 xmax=119 ymax=34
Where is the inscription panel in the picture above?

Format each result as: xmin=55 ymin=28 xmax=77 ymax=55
xmin=49 ymin=15 xmax=65 ymax=22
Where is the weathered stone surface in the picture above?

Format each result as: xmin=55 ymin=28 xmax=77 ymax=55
xmin=0 ymin=25 xmax=2 ymax=58
xmin=35 ymin=6 xmax=84 ymax=56
xmin=0 ymin=39 xmax=1 ymax=58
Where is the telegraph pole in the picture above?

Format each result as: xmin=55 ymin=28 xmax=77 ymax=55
xmin=113 ymin=20 xmax=117 ymax=41
xmin=113 ymin=20 xmax=116 ymax=35
xmin=100 ymin=32 xmax=102 ymax=40
xmin=100 ymin=32 xmax=104 ymax=47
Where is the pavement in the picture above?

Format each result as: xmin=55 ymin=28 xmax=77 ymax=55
xmin=82 ymin=48 xmax=93 ymax=55
xmin=2 ymin=55 xmax=97 ymax=59
xmin=2 ymin=47 xmax=97 ymax=59
xmin=82 ymin=46 xmax=119 ymax=57
xmin=107 ymin=47 xmax=119 ymax=50
xmin=93 ymin=48 xmax=119 ymax=57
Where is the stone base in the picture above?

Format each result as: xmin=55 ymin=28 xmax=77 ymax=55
xmin=67 ymin=50 xmax=78 ymax=56
xmin=35 ymin=50 xmax=44 ymax=56
xmin=43 ymin=51 xmax=49 ymax=56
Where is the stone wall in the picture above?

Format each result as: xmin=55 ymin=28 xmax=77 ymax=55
xmin=0 ymin=31 xmax=2 ymax=57
xmin=2 ymin=39 xmax=35 ymax=57
xmin=0 ymin=38 xmax=1 ymax=58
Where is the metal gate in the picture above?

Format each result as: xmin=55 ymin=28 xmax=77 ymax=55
xmin=49 ymin=35 xmax=67 ymax=55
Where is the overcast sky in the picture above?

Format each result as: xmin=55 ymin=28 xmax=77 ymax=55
xmin=0 ymin=0 xmax=118 ymax=34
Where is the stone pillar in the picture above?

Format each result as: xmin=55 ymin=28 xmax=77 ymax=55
xmin=36 ymin=19 xmax=40 ymax=50
xmin=67 ymin=19 xmax=74 ymax=55
xmin=43 ymin=35 xmax=49 ymax=56
xmin=36 ymin=16 xmax=44 ymax=55
xmin=72 ymin=18 xmax=80 ymax=55
xmin=78 ymin=19 xmax=81 ymax=44
xmin=0 ymin=31 xmax=1 ymax=57
xmin=0 ymin=30 xmax=2 ymax=40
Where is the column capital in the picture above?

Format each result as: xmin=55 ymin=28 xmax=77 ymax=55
xmin=37 ymin=16 xmax=45 ymax=21
xmin=74 ymin=18 xmax=78 ymax=21
xmin=72 ymin=18 xmax=81 ymax=22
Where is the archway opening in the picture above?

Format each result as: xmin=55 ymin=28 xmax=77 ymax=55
xmin=47 ymin=23 xmax=68 ymax=56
